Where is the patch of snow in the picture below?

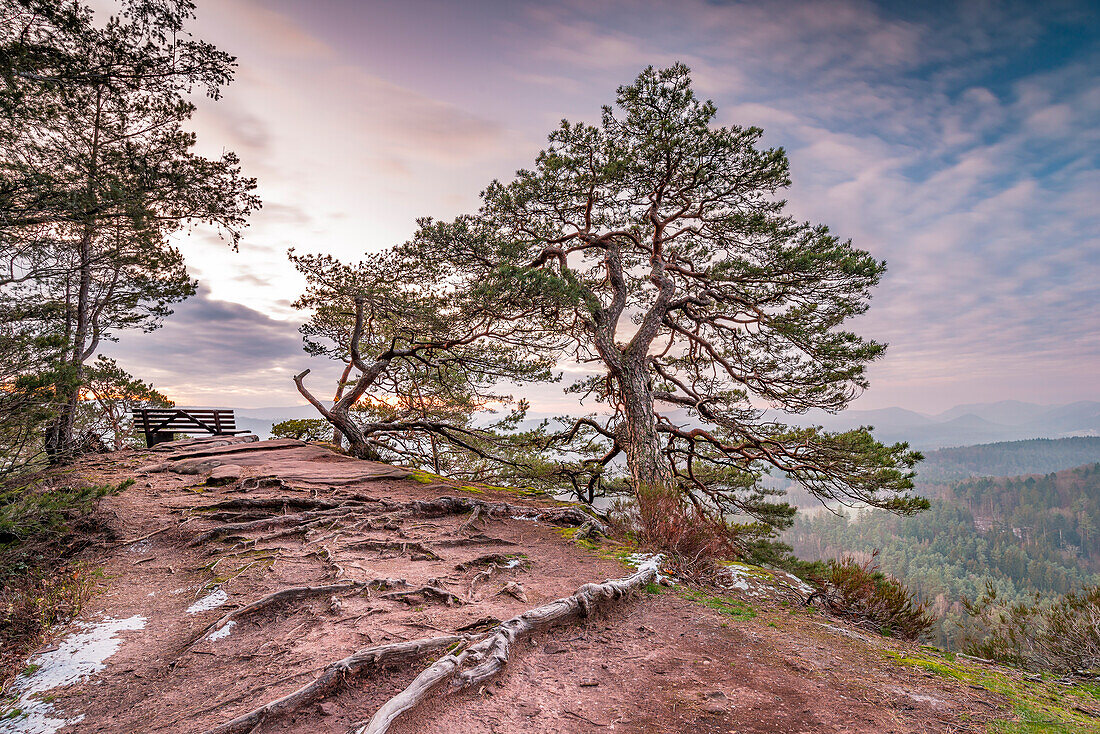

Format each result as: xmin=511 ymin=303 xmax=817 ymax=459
xmin=0 ymin=616 xmax=145 ymax=734
xmin=186 ymin=588 xmax=227 ymax=614
xmin=125 ymin=539 xmax=150 ymax=554
xmin=720 ymin=566 xmax=766 ymax=597
xmin=206 ymin=620 xmax=235 ymax=641
xmin=502 ymin=558 xmax=524 ymax=569
xmin=622 ymin=552 xmax=671 ymax=584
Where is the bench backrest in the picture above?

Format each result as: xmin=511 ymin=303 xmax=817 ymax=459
xmin=132 ymin=408 xmax=238 ymax=435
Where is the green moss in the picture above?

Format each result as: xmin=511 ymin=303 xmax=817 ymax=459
xmin=20 ymin=663 xmax=40 ymax=677
xmin=725 ymin=561 xmax=775 ymax=580
xmin=467 ymin=481 xmax=551 ymax=499
xmin=457 ymin=485 xmax=485 ymax=494
xmin=682 ymin=588 xmax=757 ymax=620
xmin=884 ymin=649 xmax=1100 ymax=732
xmin=553 ymin=526 xmax=603 ymax=552
xmin=643 ymin=581 xmax=663 ymax=595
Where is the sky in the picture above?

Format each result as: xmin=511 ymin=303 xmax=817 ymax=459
xmin=100 ymin=0 xmax=1100 ymax=414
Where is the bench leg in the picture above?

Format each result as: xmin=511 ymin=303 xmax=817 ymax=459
xmin=147 ymin=431 xmax=174 ymax=447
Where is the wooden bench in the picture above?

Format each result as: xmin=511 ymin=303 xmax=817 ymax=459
xmin=132 ymin=408 xmax=249 ymax=447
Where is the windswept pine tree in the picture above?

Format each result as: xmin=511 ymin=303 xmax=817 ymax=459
xmin=292 ymin=65 xmax=925 ymax=552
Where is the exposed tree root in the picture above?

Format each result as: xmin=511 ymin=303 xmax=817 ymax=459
xmin=200 ymin=497 xmax=358 ymax=513
xmin=496 ymin=580 xmax=528 ymax=602
xmin=457 ymin=504 xmax=483 ymax=535
xmin=314 ymin=543 xmax=345 ymax=577
xmin=467 ymin=568 xmax=494 ymax=599
xmin=201 ymin=635 xmax=467 ymax=734
xmin=380 ymin=585 xmax=463 ymax=607
xmin=574 ymin=519 xmax=604 ymax=541
xmin=189 ymin=509 xmax=342 ymax=545
xmin=455 ymin=616 xmax=501 ymax=633
xmin=190 ymin=495 xmax=600 ymax=548
xmin=404 ymin=496 xmax=607 ymax=534
xmin=430 ymin=534 xmax=516 ymax=548
xmin=202 ymin=563 xmax=657 ymax=734
xmin=344 ymin=538 xmax=442 ymax=561
xmin=454 ymin=553 xmax=526 ymax=571
xmin=229 ymin=517 xmax=339 ymax=548
xmin=350 ymin=561 xmax=660 ymax=734
xmin=203 ymin=581 xmax=376 ymax=638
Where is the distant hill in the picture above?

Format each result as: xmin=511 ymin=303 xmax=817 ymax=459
xmin=203 ymin=399 xmax=1100 ymax=449
xmin=788 ymin=461 xmax=1100 ymax=649
xmin=916 ymin=436 xmax=1100 ymax=484
xmin=795 ymin=400 xmax=1100 ymax=449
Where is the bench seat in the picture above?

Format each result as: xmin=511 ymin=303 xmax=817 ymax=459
xmin=132 ymin=408 xmax=248 ymax=447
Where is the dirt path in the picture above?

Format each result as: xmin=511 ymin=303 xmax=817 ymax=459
xmin=2 ymin=437 xmax=1015 ymax=733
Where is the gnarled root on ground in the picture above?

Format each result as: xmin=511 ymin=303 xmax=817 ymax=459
xmin=350 ymin=561 xmax=659 ymax=734
xmin=380 ymin=584 xmax=463 ymax=606
xmin=344 ymin=538 xmax=442 ymax=561
xmin=189 ymin=495 xmax=603 ymax=548
xmin=189 ymin=508 xmax=350 ymax=546
xmin=457 ymin=504 xmax=482 ymax=535
xmin=201 ymin=635 xmax=466 ymax=734
xmin=203 ymin=563 xmax=658 ymax=734
xmin=202 ymin=580 xmax=377 ymax=638
xmin=406 ymin=496 xmax=607 ymax=534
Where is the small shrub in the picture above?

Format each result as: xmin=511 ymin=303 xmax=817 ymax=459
xmin=0 ymin=479 xmax=130 ymax=546
xmin=963 ymin=583 xmax=1100 ymax=673
xmin=271 ymin=418 xmax=331 ymax=442
xmin=1 ymin=564 xmax=97 ymax=683
xmin=812 ymin=553 xmax=934 ymax=641
xmin=0 ymin=477 xmax=129 ymax=683
xmin=610 ymin=483 xmax=736 ymax=580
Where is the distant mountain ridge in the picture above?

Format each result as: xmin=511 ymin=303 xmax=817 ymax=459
xmin=795 ymin=400 xmax=1100 ymax=449
xmin=180 ymin=400 xmax=1100 ymax=449
xmin=916 ymin=436 xmax=1100 ymax=484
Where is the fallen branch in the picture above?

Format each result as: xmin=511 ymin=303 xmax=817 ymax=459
xmin=351 ymin=558 xmax=661 ymax=734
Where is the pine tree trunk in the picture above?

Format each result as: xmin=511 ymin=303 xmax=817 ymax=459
xmin=45 ymin=86 xmax=103 ymax=464
xmin=617 ymin=360 xmax=673 ymax=492
xmin=331 ymin=360 xmax=354 ymax=447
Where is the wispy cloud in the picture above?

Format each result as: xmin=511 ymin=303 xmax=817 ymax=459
xmin=95 ymin=0 xmax=1098 ymax=412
